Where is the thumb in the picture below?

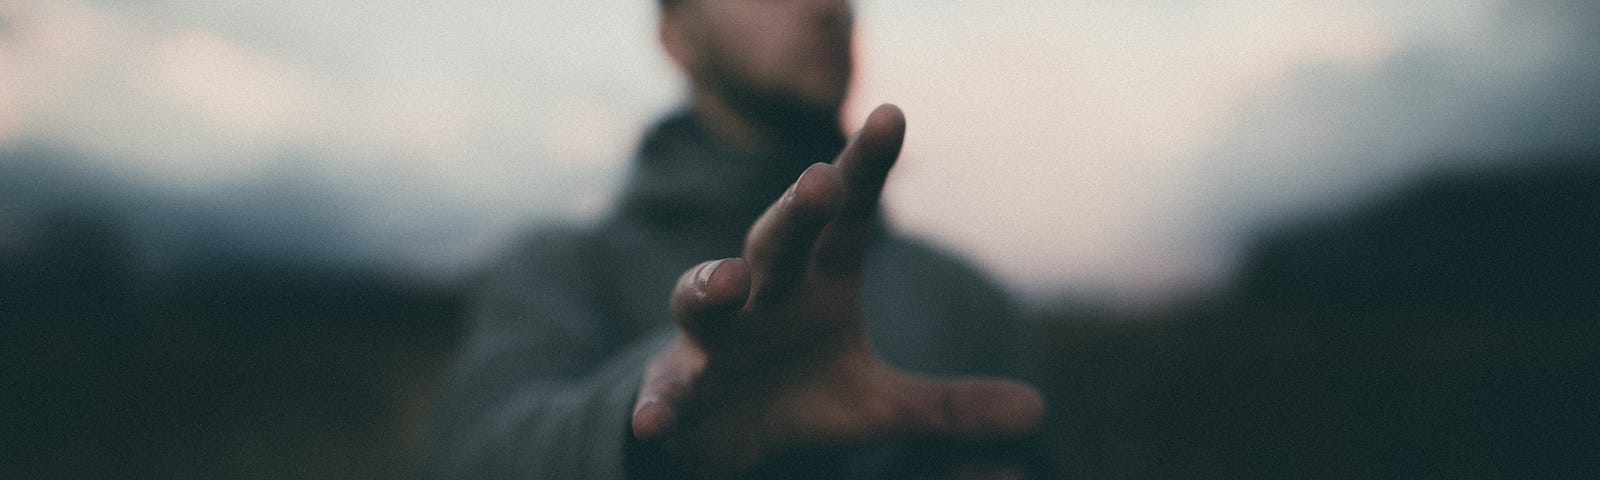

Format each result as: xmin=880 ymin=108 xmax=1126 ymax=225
xmin=894 ymin=376 xmax=1046 ymax=441
xmin=633 ymin=340 xmax=707 ymax=441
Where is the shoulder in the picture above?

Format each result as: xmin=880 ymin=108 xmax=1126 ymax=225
xmin=873 ymin=233 xmax=1008 ymax=297
xmin=497 ymin=225 xmax=607 ymax=269
xmin=869 ymin=232 xmax=1019 ymax=331
xmin=472 ymin=223 xmax=616 ymax=302
xmin=868 ymin=232 xmax=1028 ymax=377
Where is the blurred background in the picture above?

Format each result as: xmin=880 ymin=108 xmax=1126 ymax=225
xmin=3 ymin=0 xmax=1597 ymax=478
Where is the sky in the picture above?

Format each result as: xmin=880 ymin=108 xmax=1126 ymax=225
xmin=2 ymin=0 xmax=1597 ymax=306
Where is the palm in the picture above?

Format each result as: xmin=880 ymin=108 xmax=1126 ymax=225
xmin=633 ymin=105 xmax=1043 ymax=477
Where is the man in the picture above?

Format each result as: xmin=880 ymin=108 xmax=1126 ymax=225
xmin=426 ymin=0 xmax=1047 ymax=478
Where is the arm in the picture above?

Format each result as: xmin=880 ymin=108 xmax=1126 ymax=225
xmin=425 ymin=230 xmax=667 ymax=480
xmin=427 ymin=104 xmax=1046 ymax=480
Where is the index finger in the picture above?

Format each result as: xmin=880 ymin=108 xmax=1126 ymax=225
xmin=812 ymin=103 xmax=905 ymax=277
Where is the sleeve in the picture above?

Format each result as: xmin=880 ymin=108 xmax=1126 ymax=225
xmin=424 ymin=231 xmax=672 ymax=480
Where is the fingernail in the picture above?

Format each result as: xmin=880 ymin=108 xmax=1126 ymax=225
xmin=633 ymin=399 xmax=676 ymax=440
xmin=786 ymin=163 xmax=824 ymax=202
xmin=696 ymin=259 xmax=724 ymax=293
xmin=652 ymin=403 xmax=676 ymax=432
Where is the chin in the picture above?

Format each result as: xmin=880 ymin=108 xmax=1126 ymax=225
xmin=793 ymin=80 xmax=850 ymax=116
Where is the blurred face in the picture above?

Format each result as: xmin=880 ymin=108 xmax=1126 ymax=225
xmin=664 ymin=0 xmax=855 ymax=120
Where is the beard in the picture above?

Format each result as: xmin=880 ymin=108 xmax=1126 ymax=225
xmin=699 ymin=47 xmax=850 ymax=144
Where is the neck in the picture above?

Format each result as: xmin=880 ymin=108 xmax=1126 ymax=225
xmin=690 ymin=89 xmax=842 ymax=154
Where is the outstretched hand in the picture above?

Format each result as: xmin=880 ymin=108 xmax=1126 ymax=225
xmin=631 ymin=104 xmax=1044 ymax=477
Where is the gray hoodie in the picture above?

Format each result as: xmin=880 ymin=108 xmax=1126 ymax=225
xmin=426 ymin=111 xmax=1036 ymax=479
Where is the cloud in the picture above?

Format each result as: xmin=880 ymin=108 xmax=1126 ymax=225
xmin=4 ymin=0 xmax=1597 ymax=304
xmin=1189 ymin=0 xmax=1600 ymax=255
xmin=0 ymin=0 xmax=665 ymax=276
xmin=855 ymin=0 xmax=1410 ymax=300
xmin=849 ymin=0 xmax=1599 ymax=303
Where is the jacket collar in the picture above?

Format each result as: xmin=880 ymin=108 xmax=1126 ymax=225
xmin=615 ymin=109 xmax=846 ymax=253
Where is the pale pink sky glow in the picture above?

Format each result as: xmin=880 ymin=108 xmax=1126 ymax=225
xmin=3 ymin=0 xmax=1594 ymax=305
